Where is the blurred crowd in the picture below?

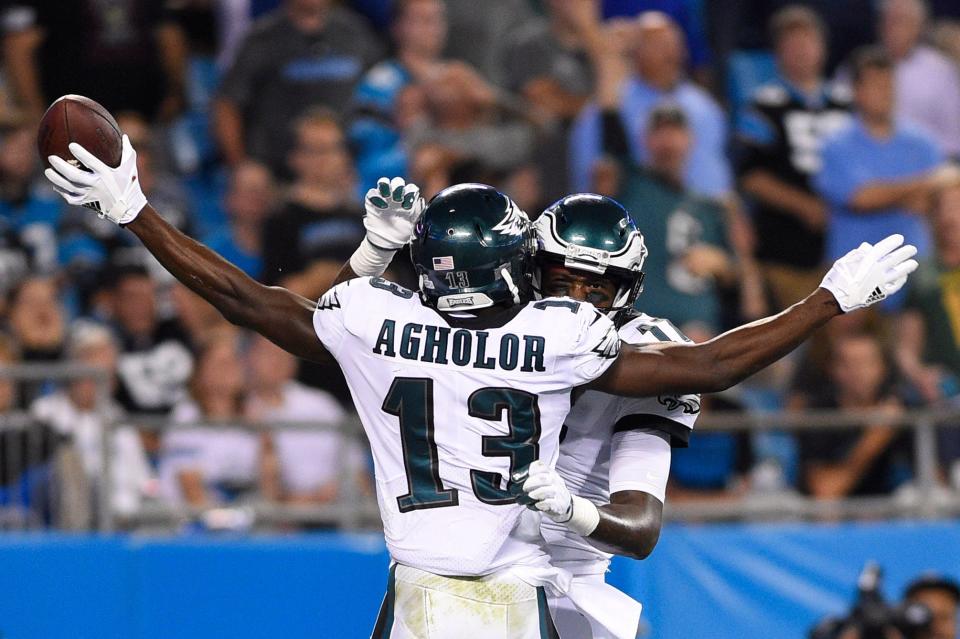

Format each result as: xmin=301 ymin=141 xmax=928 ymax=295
xmin=1 ymin=0 xmax=960 ymax=529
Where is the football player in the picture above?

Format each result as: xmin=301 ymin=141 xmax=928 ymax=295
xmin=523 ymin=193 xmax=697 ymax=638
xmin=46 ymin=138 xmax=917 ymax=639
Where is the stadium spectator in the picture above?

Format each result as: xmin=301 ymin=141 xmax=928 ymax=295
xmin=569 ymin=11 xmax=732 ymax=198
xmin=903 ymin=574 xmax=960 ymax=639
xmin=930 ymin=19 xmax=960 ymax=68
xmin=261 ymin=109 xmax=362 ymax=299
xmin=798 ymin=332 xmax=911 ymax=499
xmin=6 ymin=276 xmax=65 ymax=406
xmin=499 ymin=0 xmax=597 ymax=201
xmin=405 ymin=62 xmax=534 ymax=198
xmin=109 ymin=265 xmax=194 ymax=416
xmin=1 ymin=0 xmax=188 ymax=121
xmin=442 ymin=0 xmax=536 ymax=86
xmin=246 ymin=334 xmax=366 ymax=505
xmin=158 ymin=336 xmax=261 ymax=507
xmin=203 ymin=161 xmax=276 ymax=280
xmin=212 ymin=0 xmax=382 ymax=176
xmin=736 ymin=5 xmax=852 ymax=311
xmin=31 ymin=323 xmax=154 ymax=520
xmin=600 ymin=103 xmax=736 ymax=332
xmin=0 ymin=122 xmax=60 ymax=278
xmin=349 ymin=0 xmax=450 ymax=190
xmin=878 ymin=0 xmax=960 ymax=157
xmin=815 ymin=47 xmax=958 ymax=289
xmin=896 ymin=184 xmax=960 ymax=404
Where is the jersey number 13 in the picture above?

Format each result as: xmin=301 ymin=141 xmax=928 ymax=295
xmin=382 ymin=377 xmax=542 ymax=512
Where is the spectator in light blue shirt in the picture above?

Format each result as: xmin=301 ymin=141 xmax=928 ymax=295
xmin=815 ymin=47 xmax=960 ymax=309
xmin=203 ymin=161 xmax=276 ymax=280
xmin=569 ymin=11 xmax=731 ymax=198
xmin=349 ymin=0 xmax=447 ymax=189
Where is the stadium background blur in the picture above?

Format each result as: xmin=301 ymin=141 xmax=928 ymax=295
xmin=0 ymin=0 xmax=959 ymax=637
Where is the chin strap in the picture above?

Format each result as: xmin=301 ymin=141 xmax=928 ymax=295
xmin=500 ymin=265 xmax=521 ymax=304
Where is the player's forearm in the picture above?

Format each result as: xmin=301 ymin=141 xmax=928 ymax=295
xmin=127 ymin=205 xmax=275 ymax=328
xmin=588 ymin=493 xmax=663 ymax=560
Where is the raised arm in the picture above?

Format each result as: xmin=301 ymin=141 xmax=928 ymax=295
xmin=592 ymin=235 xmax=919 ymax=397
xmin=44 ymin=136 xmax=329 ymax=362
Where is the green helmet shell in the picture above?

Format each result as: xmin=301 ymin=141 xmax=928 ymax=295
xmin=410 ymin=183 xmax=536 ymax=311
xmin=534 ymin=193 xmax=647 ymax=321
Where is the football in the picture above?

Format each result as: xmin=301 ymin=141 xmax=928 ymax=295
xmin=36 ymin=94 xmax=123 ymax=169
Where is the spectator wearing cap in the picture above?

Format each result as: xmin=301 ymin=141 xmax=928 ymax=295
xmin=600 ymin=102 xmax=736 ymax=332
xmin=212 ymin=0 xmax=382 ymax=176
xmin=815 ymin=46 xmax=960 ymax=308
xmin=879 ymin=0 xmax=960 ymax=157
xmin=904 ymin=574 xmax=959 ymax=639
xmin=736 ymin=5 xmax=852 ymax=311
xmin=31 ymin=323 xmax=154 ymax=520
xmin=570 ymin=11 xmax=731 ymax=199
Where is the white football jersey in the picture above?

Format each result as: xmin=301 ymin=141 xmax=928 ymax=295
xmin=541 ymin=314 xmax=701 ymax=573
xmin=312 ymin=277 xmax=621 ymax=576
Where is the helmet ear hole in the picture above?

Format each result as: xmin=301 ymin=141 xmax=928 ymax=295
xmin=447 ymin=228 xmax=455 ymax=236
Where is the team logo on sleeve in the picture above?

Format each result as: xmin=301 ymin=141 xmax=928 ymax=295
xmin=316 ymin=289 xmax=341 ymax=311
xmin=591 ymin=326 xmax=620 ymax=359
xmin=657 ymin=395 xmax=701 ymax=415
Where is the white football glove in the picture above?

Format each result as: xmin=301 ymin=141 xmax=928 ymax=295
xmin=820 ymin=234 xmax=919 ymax=312
xmin=363 ymin=177 xmax=424 ymax=250
xmin=44 ymin=135 xmax=147 ymax=226
xmin=515 ymin=460 xmax=600 ymax=536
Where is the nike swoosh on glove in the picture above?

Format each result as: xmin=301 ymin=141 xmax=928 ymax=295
xmin=820 ymin=234 xmax=919 ymax=312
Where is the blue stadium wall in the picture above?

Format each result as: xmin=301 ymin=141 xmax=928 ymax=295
xmin=1 ymin=520 xmax=958 ymax=639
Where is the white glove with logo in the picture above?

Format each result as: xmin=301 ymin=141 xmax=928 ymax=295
xmin=364 ymin=176 xmax=425 ymax=250
xmin=515 ymin=460 xmax=600 ymax=536
xmin=44 ymin=135 xmax=147 ymax=226
xmin=350 ymin=177 xmax=425 ymax=277
xmin=820 ymin=234 xmax=919 ymax=312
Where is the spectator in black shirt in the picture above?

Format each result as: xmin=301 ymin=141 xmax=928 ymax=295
xmin=735 ymin=5 xmax=852 ymax=311
xmin=2 ymin=0 xmax=187 ymax=121
xmin=212 ymin=0 xmax=382 ymax=176
xmin=261 ymin=108 xmax=363 ymax=299
xmin=798 ymin=332 xmax=911 ymax=499
xmin=109 ymin=265 xmax=193 ymax=416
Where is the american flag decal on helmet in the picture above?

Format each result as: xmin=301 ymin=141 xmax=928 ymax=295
xmin=433 ymin=256 xmax=455 ymax=270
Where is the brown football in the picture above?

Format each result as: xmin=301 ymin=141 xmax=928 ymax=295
xmin=37 ymin=95 xmax=123 ymax=169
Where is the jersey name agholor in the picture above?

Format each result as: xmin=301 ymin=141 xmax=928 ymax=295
xmin=313 ymin=277 xmax=620 ymax=575
xmin=541 ymin=314 xmax=700 ymax=573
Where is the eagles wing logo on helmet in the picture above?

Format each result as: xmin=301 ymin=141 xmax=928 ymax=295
xmin=491 ymin=201 xmax=527 ymax=237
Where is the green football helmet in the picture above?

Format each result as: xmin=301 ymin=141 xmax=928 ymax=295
xmin=534 ymin=193 xmax=647 ymax=324
xmin=410 ymin=183 xmax=537 ymax=311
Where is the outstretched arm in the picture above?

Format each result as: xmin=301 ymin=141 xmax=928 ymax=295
xmin=44 ymin=136 xmax=328 ymax=362
xmin=592 ymin=235 xmax=919 ymax=397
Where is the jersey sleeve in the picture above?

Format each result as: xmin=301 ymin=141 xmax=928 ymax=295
xmin=558 ymin=303 xmax=621 ymax=387
xmin=312 ymin=278 xmax=365 ymax=356
xmin=608 ymin=430 xmax=672 ymax=502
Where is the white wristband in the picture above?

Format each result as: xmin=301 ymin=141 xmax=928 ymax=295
xmin=349 ymin=237 xmax=397 ymax=277
xmin=565 ymin=495 xmax=601 ymax=536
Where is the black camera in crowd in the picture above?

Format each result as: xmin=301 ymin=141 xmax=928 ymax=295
xmin=810 ymin=563 xmax=933 ymax=639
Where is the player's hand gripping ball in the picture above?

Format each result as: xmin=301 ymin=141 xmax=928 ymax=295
xmin=363 ymin=177 xmax=425 ymax=250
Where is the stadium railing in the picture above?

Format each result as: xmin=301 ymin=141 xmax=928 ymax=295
xmin=1 ymin=363 xmax=959 ymax=531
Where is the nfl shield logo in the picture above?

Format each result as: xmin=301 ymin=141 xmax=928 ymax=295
xmin=433 ymin=256 xmax=455 ymax=270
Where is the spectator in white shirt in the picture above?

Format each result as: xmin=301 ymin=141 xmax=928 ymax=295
xmin=879 ymin=0 xmax=960 ymax=155
xmin=159 ymin=335 xmax=261 ymax=507
xmin=30 ymin=322 xmax=154 ymax=518
xmin=245 ymin=334 xmax=368 ymax=505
